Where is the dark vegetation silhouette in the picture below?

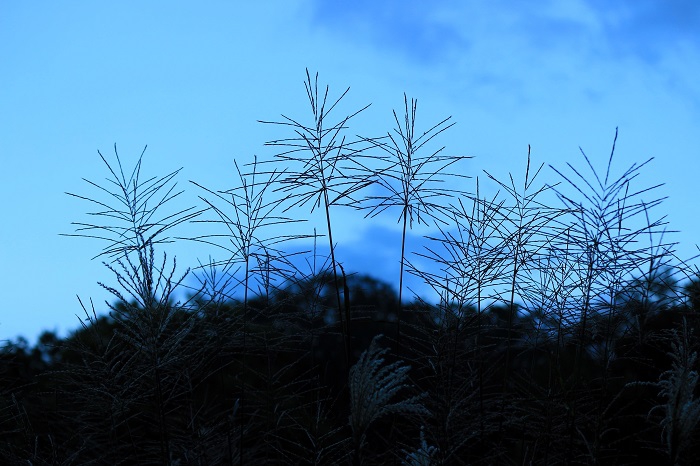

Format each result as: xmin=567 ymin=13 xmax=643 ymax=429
xmin=2 ymin=70 xmax=700 ymax=465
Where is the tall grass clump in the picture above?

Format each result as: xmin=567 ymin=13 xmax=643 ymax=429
xmin=61 ymin=145 xmax=222 ymax=463
xmin=3 ymin=70 xmax=700 ymax=465
xmin=357 ymin=94 xmax=471 ymax=352
xmin=187 ymin=156 xmax=311 ymax=463
xmin=258 ymin=69 xmax=375 ymax=367
xmin=549 ymin=130 xmax=675 ymax=461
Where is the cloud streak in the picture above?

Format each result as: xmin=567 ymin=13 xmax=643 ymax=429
xmin=310 ymin=0 xmax=699 ymax=66
xmin=308 ymin=0 xmax=700 ymax=124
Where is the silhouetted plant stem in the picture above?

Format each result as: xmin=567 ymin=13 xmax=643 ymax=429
xmin=324 ymin=192 xmax=350 ymax=368
xmin=187 ymin=156 xmax=310 ymax=464
xmin=398 ymin=209 xmax=408 ymax=350
xmin=259 ymin=69 xmax=373 ymax=369
xmin=359 ymin=94 xmax=469 ymax=355
xmin=483 ymin=147 xmax=560 ymax=442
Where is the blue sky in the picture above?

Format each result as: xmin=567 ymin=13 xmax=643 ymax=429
xmin=1 ymin=0 xmax=699 ymax=344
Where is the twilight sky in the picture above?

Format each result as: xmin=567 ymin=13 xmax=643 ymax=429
xmin=1 ymin=0 xmax=699 ymax=344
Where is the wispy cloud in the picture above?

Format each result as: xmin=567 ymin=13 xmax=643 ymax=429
xmin=588 ymin=0 xmax=700 ymax=63
xmin=309 ymin=0 xmax=469 ymax=64
xmin=310 ymin=0 xmax=699 ymax=65
xmin=308 ymin=0 xmax=700 ymax=116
